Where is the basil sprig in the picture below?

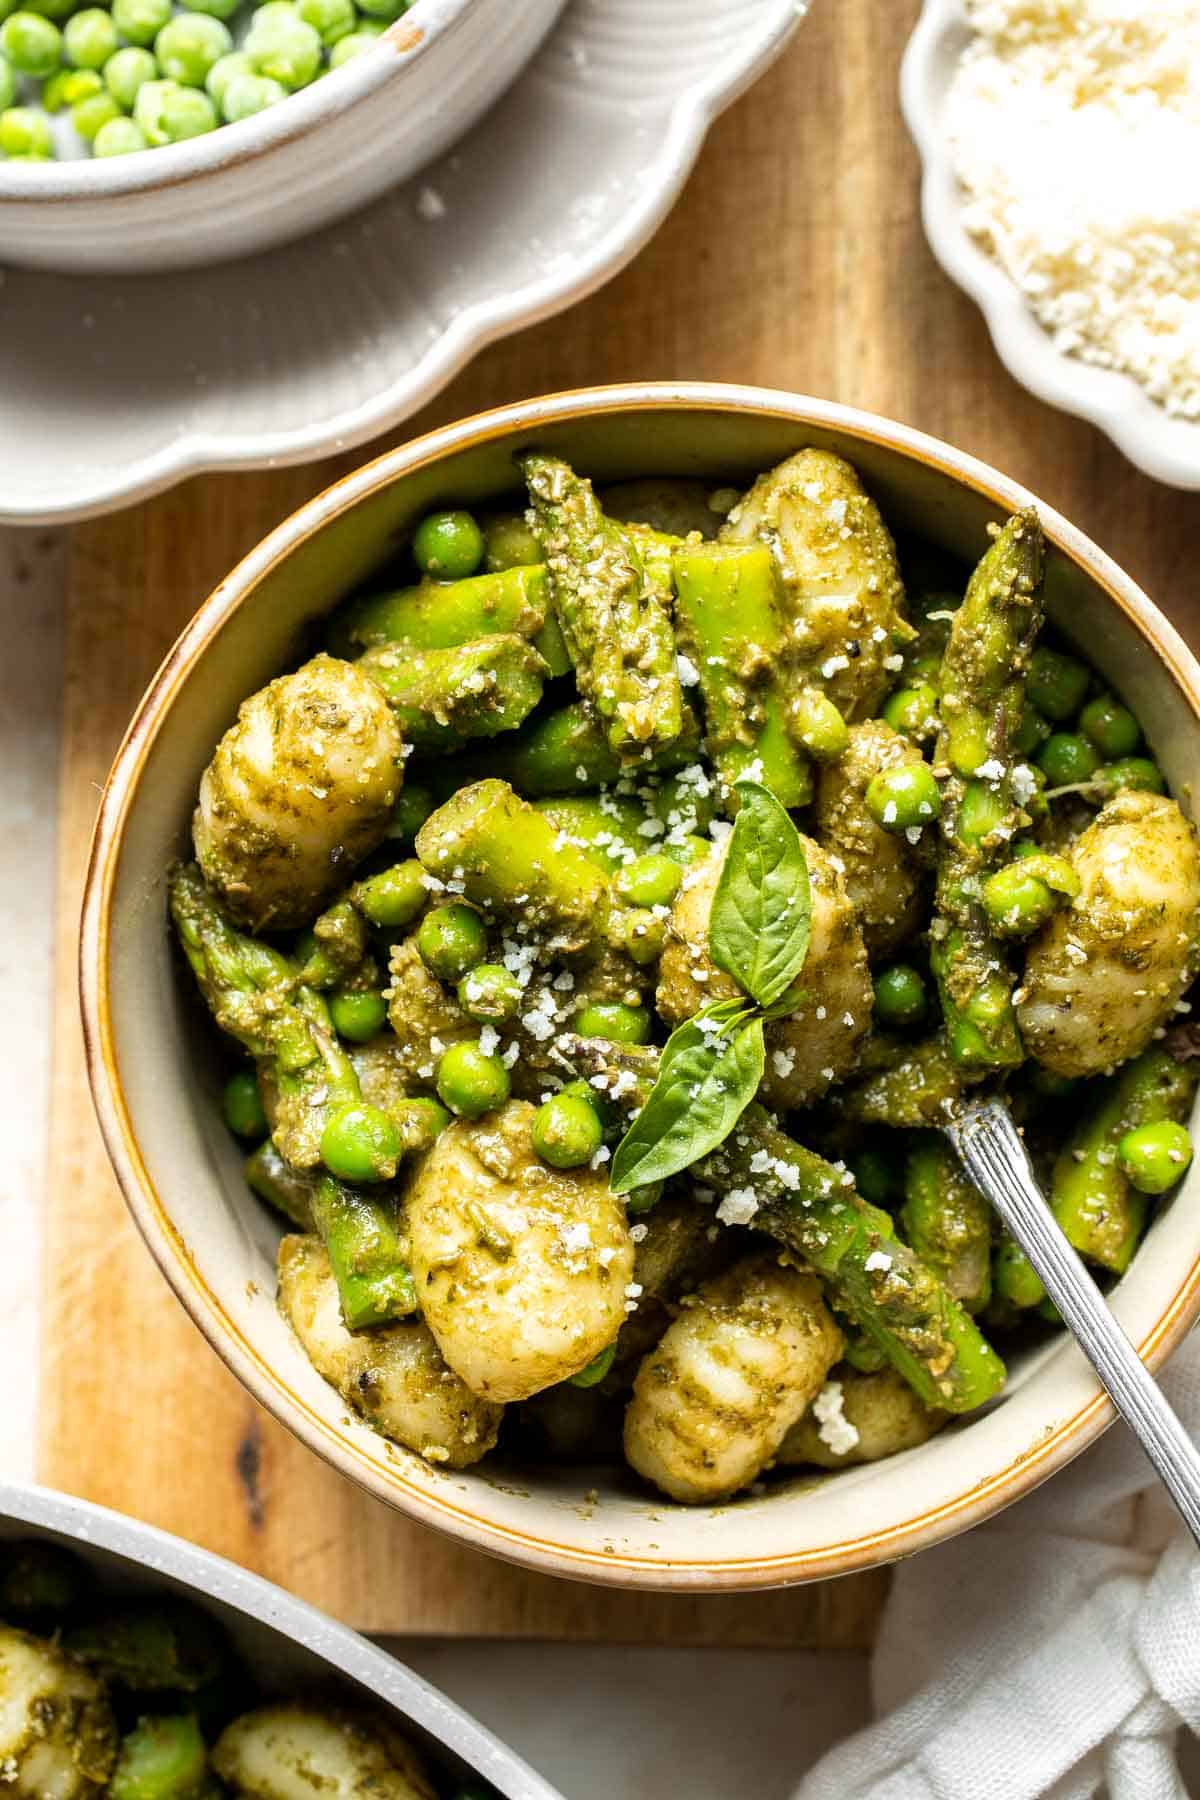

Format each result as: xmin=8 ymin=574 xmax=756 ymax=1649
xmin=609 ymin=781 xmax=811 ymax=1195
xmin=710 ymin=781 xmax=812 ymax=1006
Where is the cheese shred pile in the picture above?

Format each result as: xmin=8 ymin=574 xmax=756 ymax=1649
xmin=947 ymin=0 xmax=1200 ymax=417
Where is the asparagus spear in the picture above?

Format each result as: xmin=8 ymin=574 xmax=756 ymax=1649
xmin=563 ymin=1036 xmax=1006 ymax=1413
xmin=245 ymin=1138 xmax=317 ymax=1228
xmin=457 ymin=698 xmax=703 ymax=795
xmin=307 ymin=1174 xmax=416 ymax=1329
xmin=931 ymin=512 xmax=1045 ymax=1069
xmin=829 ymin=1032 xmax=979 ymax=1129
xmin=901 ymin=1138 xmax=992 ymax=1313
xmin=358 ymin=635 xmax=547 ymax=750
xmin=671 ymin=542 xmax=813 ymax=810
xmin=522 ymin=453 xmax=685 ymax=759
xmin=329 ymin=563 xmax=570 ymax=674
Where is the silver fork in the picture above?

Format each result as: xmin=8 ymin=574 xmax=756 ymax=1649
xmin=944 ymin=1094 xmax=1200 ymax=1547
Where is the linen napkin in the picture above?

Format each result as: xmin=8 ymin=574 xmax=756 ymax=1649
xmin=796 ymin=1334 xmax=1200 ymax=1800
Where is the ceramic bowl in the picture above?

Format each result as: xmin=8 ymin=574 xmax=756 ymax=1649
xmin=81 ymin=382 xmax=1200 ymax=1591
xmin=0 ymin=1479 xmax=562 ymax=1798
xmin=0 ymin=0 xmax=565 ymax=274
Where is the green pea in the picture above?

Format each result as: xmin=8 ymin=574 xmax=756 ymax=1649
xmin=71 ymin=88 xmax=121 ymax=140
xmin=295 ymin=0 xmax=354 ymax=44
xmin=625 ymin=1181 xmax=663 ymax=1216
xmin=244 ymin=1 xmax=321 ymax=88
xmin=185 ymin=0 xmax=240 ymax=20
xmin=63 ymin=6 xmax=116 ymax=68
xmin=1079 ymin=694 xmax=1140 ymax=759
xmin=609 ymin=906 xmax=667 ymax=967
xmin=613 ymin=852 xmax=683 ymax=910
xmin=457 ymin=962 xmax=522 ymax=1024
xmin=1118 ymin=1121 xmax=1194 ymax=1196
xmin=575 ymin=1002 xmax=652 ymax=1045
xmin=135 ymin=78 xmax=217 ymax=142
xmin=864 ymin=761 xmax=941 ymax=833
xmin=110 ymin=1715 xmax=208 ymax=1800
xmin=353 ymin=858 xmax=426 ymax=929
xmin=353 ymin=0 xmax=410 ymax=20
xmin=1099 ymin=756 xmax=1165 ymax=796
xmin=483 ymin=513 xmax=541 ymax=573
xmin=328 ymin=25 xmax=381 ymax=63
xmin=791 ymin=688 xmax=849 ymax=762
xmin=532 ymin=1092 xmax=603 ymax=1169
xmin=849 ymin=1146 xmax=898 ymax=1208
xmin=881 ymin=682 xmax=939 ymax=742
xmin=156 ymin=12 xmax=232 ymax=87
xmin=93 ymin=114 xmax=148 ymax=154
xmin=42 ymin=63 xmax=100 ymax=107
xmin=111 ymin=0 xmax=171 ymax=47
xmin=412 ymin=509 xmax=485 ymax=580
xmin=417 ymin=903 xmax=487 ymax=983
xmin=0 ymin=103 xmax=51 ymax=152
xmin=204 ymin=48 xmax=251 ymax=102
xmin=1012 ymin=704 xmax=1051 ymax=757
xmin=0 ymin=53 xmax=13 ymax=109
xmin=329 ymin=989 xmax=387 ymax=1043
xmin=319 ymin=1103 xmax=400 ymax=1183
xmin=105 ymin=44 xmax=158 ymax=108
xmin=23 ymin=0 xmax=73 ymax=18
xmin=1037 ymin=732 xmax=1099 ymax=789
xmin=980 ymin=864 xmax=1055 ymax=937
xmin=1027 ymin=646 xmax=1089 ymax=722
xmin=435 ymin=1041 xmax=511 ymax=1119
xmin=222 ymin=1068 xmax=267 ymax=1139
xmin=872 ymin=963 xmax=927 ymax=1030
xmin=569 ymin=1343 xmax=616 ymax=1389
xmin=0 ymin=12 xmax=59 ymax=75
xmin=221 ymin=69 xmax=286 ymax=119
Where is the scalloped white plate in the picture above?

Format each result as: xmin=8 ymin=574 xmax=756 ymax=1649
xmin=902 ymin=0 xmax=1200 ymax=491
xmin=0 ymin=0 xmax=808 ymax=525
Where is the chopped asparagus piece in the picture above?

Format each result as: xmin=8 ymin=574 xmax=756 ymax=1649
xmin=329 ymin=563 xmax=570 ymax=674
xmin=358 ymin=634 xmax=547 ymax=750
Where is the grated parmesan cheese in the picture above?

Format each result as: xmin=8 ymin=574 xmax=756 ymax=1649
xmin=812 ymin=1379 xmax=860 ymax=1456
xmin=946 ymin=0 xmax=1200 ymax=417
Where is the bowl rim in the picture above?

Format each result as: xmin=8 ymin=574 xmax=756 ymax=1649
xmin=80 ymin=379 xmax=1200 ymax=1589
xmin=0 ymin=0 xmax=471 ymax=205
xmin=0 ymin=1478 xmax=565 ymax=1800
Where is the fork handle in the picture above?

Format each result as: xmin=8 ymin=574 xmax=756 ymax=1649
xmin=948 ymin=1102 xmax=1200 ymax=1548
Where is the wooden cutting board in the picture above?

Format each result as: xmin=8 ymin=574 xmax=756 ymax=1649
xmin=40 ymin=0 xmax=1200 ymax=1642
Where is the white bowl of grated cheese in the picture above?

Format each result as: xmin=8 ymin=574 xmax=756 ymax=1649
xmin=902 ymin=0 xmax=1200 ymax=489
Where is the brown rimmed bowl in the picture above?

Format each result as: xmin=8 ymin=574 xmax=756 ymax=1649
xmin=80 ymin=382 xmax=1200 ymax=1591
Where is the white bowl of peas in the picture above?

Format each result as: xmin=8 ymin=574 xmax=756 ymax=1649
xmin=0 ymin=0 xmax=566 ymax=271
xmin=81 ymin=383 xmax=1200 ymax=1590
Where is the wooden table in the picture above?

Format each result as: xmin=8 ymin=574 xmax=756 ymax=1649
xmin=40 ymin=0 xmax=1200 ymax=1646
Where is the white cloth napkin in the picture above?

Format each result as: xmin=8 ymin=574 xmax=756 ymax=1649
xmin=797 ymin=1334 xmax=1200 ymax=1800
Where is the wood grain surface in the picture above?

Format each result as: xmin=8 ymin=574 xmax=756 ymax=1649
xmin=40 ymin=0 xmax=1200 ymax=1642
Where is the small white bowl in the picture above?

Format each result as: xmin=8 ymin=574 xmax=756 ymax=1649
xmin=902 ymin=0 xmax=1200 ymax=491
xmin=81 ymin=383 xmax=1200 ymax=1591
xmin=0 ymin=0 xmax=565 ymax=273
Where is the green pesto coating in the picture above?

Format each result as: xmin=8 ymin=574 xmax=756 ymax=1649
xmin=901 ymin=1138 xmax=992 ymax=1313
xmin=522 ymin=453 xmax=685 ymax=760
xmin=532 ymin=793 xmax=648 ymax=873
xmin=308 ymin=1173 xmax=416 ymax=1329
xmin=329 ymin=563 xmax=570 ymax=675
xmin=830 ymin=1032 xmax=978 ymax=1129
xmin=358 ymin=634 xmax=547 ymax=751
xmin=464 ymin=697 xmax=702 ymax=795
xmin=931 ymin=511 xmax=1045 ymax=1069
xmin=670 ymin=542 xmax=812 ymax=809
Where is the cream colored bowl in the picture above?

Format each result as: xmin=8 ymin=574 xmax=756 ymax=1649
xmin=81 ymin=383 xmax=1200 ymax=1591
xmin=0 ymin=0 xmax=565 ymax=273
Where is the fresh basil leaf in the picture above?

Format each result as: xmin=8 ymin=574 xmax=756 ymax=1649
xmin=709 ymin=780 xmax=812 ymax=1007
xmin=609 ymin=1001 xmax=765 ymax=1194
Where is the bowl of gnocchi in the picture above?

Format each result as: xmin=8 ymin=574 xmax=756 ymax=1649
xmin=81 ymin=383 xmax=1200 ymax=1589
xmin=0 ymin=1479 xmax=563 ymax=1797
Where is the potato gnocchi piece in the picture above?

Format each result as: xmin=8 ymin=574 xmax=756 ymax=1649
xmin=1018 ymin=791 xmax=1200 ymax=1076
xmin=777 ymin=1365 xmax=947 ymax=1469
xmin=602 ymin=1191 xmax=734 ymax=1391
xmin=656 ymin=837 xmax=872 ymax=1107
xmin=0 ymin=1624 xmax=117 ymax=1800
xmin=623 ymin=1255 xmax=844 ymax=1503
xmin=277 ymin=1236 xmax=501 ymax=1468
xmin=404 ymin=1102 xmax=634 ymax=1402
xmin=194 ymin=654 xmax=402 ymax=932
xmin=719 ymin=449 xmax=909 ymax=722
xmin=213 ymin=1703 xmax=435 ymax=1800
xmin=814 ymin=719 xmax=927 ymax=957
